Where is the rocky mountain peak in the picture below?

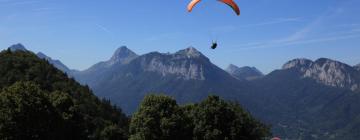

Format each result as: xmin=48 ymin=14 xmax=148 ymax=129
xmin=282 ymin=58 xmax=360 ymax=91
xmin=226 ymin=64 xmax=263 ymax=80
xmin=282 ymin=58 xmax=313 ymax=70
xmin=175 ymin=47 xmax=204 ymax=58
xmin=75 ymin=46 xmax=139 ymax=83
xmin=109 ymin=46 xmax=138 ymax=65
xmin=9 ymin=43 xmax=27 ymax=52
xmin=227 ymin=64 xmax=240 ymax=72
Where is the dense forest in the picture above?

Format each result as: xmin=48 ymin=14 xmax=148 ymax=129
xmin=0 ymin=49 xmax=270 ymax=139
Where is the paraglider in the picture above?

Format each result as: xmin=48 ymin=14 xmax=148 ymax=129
xmin=211 ymin=41 xmax=218 ymax=49
xmin=187 ymin=0 xmax=240 ymax=50
xmin=187 ymin=0 xmax=240 ymax=15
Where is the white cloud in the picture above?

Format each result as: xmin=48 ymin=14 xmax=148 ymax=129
xmin=236 ymin=32 xmax=360 ymax=50
xmin=274 ymin=17 xmax=322 ymax=43
xmin=250 ymin=17 xmax=302 ymax=27
xmin=95 ymin=24 xmax=111 ymax=34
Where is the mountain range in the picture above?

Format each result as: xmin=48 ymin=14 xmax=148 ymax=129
xmin=6 ymin=44 xmax=360 ymax=140
xmin=75 ymin=47 xmax=246 ymax=113
xmin=9 ymin=44 xmax=76 ymax=74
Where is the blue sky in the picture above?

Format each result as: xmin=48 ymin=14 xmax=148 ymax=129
xmin=0 ymin=0 xmax=360 ymax=73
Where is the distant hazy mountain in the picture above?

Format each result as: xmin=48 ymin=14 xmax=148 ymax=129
xmin=75 ymin=47 xmax=246 ymax=113
xmin=283 ymin=58 xmax=360 ymax=92
xmin=7 ymin=43 xmax=75 ymax=74
xmin=73 ymin=46 xmax=138 ymax=86
xmin=8 ymin=43 xmax=28 ymax=52
xmin=36 ymin=52 xmax=76 ymax=74
xmin=226 ymin=64 xmax=264 ymax=80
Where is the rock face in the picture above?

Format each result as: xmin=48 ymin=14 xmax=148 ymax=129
xmin=226 ymin=64 xmax=264 ymax=80
xmin=138 ymin=47 xmax=208 ymax=80
xmin=283 ymin=58 xmax=360 ymax=91
xmin=355 ymin=64 xmax=360 ymax=71
xmin=282 ymin=58 xmax=313 ymax=70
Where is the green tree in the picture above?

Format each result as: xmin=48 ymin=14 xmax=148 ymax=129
xmin=188 ymin=96 xmax=271 ymax=140
xmin=0 ymin=50 xmax=129 ymax=139
xmin=100 ymin=123 xmax=128 ymax=140
xmin=0 ymin=82 xmax=63 ymax=140
xmin=49 ymin=91 xmax=75 ymax=120
xmin=49 ymin=91 xmax=87 ymax=139
xmin=129 ymin=95 xmax=191 ymax=140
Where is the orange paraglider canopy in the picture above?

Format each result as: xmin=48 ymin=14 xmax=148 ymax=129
xmin=187 ymin=0 xmax=201 ymax=12
xmin=187 ymin=0 xmax=240 ymax=15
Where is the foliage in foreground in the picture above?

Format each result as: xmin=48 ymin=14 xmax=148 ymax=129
xmin=130 ymin=95 xmax=271 ymax=140
xmin=0 ymin=50 xmax=129 ymax=140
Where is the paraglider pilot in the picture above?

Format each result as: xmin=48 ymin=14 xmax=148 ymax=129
xmin=211 ymin=41 xmax=218 ymax=49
